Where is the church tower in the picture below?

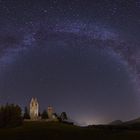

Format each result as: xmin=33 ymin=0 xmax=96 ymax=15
xmin=47 ymin=106 xmax=54 ymax=119
xmin=29 ymin=98 xmax=39 ymax=120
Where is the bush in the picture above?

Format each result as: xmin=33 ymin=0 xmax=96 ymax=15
xmin=0 ymin=104 xmax=23 ymax=128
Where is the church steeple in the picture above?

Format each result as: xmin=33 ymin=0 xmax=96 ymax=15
xmin=29 ymin=97 xmax=39 ymax=120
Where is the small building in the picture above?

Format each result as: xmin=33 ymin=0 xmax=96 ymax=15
xmin=47 ymin=106 xmax=58 ymax=121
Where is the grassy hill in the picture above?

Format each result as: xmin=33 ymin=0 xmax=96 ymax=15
xmin=0 ymin=121 xmax=140 ymax=140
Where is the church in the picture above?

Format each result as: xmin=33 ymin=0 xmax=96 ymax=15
xmin=29 ymin=97 xmax=57 ymax=121
xmin=29 ymin=98 xmax=39 ymax=120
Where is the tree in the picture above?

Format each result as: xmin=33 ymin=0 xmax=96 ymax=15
xmin=0 ymin=104 xmax=23 ymax=128
xmin=41 ymin=110 xmax=48 ymax=119
xmin=60 ymin=112 xmax=68 ymax=121
xmin=23 ymin=106 xmax=30 ymax=119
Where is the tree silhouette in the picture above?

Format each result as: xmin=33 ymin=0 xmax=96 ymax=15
xmin=41 ymin=110 xmax=48 ymax=119
xmin=0 ymin=104 xmax=23 ymax=128
xmin=23 ymin=106 xmax=30 ymax=119
xmin=60 ymin=112 xmax=68 ymax=121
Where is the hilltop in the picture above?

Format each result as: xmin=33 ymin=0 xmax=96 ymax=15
xmin=1 ymin=121 xmax=140 ymax=140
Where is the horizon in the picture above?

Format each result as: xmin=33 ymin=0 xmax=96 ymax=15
xmin=0 ymin=97 xmax=139 ymax=126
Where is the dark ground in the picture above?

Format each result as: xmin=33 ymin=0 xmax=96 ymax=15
xmin=0 ymin=121 xmax=140 ymax=140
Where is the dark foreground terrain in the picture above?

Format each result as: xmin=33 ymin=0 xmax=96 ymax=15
xmin=0 ymin=121 xmax=140 ymax=140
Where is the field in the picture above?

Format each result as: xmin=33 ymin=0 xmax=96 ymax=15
xmin=0 ymin=121 xmax=140 ymax=140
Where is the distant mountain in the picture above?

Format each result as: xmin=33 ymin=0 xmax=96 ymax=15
xmin=109 ymin=120 xmax=123 ymax=125
xmin=109 ymin=117 xmax=140 ymax=125
xmin=124 ymin=117 xmax=140 ymax=125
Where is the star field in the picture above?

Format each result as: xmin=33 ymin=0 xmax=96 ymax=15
xmin=0 ymin=0 xmax=140 ymax=125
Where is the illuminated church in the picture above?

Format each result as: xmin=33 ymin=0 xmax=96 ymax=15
xmin=29 ymin=98 xmax=39 ymax=120
xmin=29 ymin=97 xmax=56 ymax=120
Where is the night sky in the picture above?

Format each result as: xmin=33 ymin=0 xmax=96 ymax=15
xmin=0 ymin=0 xmax=140 ymax=125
